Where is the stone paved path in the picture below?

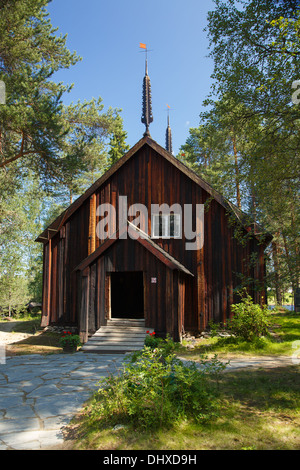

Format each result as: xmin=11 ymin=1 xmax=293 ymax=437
xmin=222 ymin=355 xmax=298 ymax=371
xmin=0 ymin=352 xmax=125 ymax=450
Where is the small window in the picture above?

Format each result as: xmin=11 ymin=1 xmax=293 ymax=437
xmin=151 ymin=213 xmax=181 ymax=238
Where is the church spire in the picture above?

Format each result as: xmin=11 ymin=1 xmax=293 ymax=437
xmin=165 ymin=106 xmax=172 ymax=153
xmin=140 ymin=44 xmax=153 ymax=136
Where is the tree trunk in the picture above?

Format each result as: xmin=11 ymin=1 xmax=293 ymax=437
xmin=8 ymin=290 xmax=11 ymax=317
xmin=282 ymin=232 xmax=297 ymax=310
xmin=272 ymin=239 xmax=283 ymax=305
xmin=231 ymin=133 xmax=241 ymax=210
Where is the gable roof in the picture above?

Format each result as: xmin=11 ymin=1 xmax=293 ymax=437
xmin=36 ymin=135 xmax=272 ymax=244
xmin=74 ymin=221 xmax=194 ymax=276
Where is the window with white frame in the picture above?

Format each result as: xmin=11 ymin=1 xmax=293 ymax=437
xmin=151 ymin=213 xmax=181 ymax=238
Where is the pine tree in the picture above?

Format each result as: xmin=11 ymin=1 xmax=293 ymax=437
xmin=107 ymin=116 xmax=130 ymax=168
xmin=198 ymin=0 xmax=300 ymax=303
xmin=0 ymin=1 xmax=129 ymax=311
xmin=0 ymin=0 xmax=80 ymax=181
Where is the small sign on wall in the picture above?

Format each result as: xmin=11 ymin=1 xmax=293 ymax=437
xmin=151 ymin=277 xmax=157 ymax=284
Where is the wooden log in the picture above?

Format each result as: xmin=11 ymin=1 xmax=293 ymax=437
xmin=47 ymin=238 xmax=52 ymax=322
xmin=58 ymin=237 xmax=64 ymax=322
xmin=88 ymin=194 xmax=96 ymax=255
xmin=79 ymin=268 xmax=89 ymax=343
xmin=89 ymin=263 xmax=96 ymax=334
xmin=105 ymin=272 xmax=111 ymax=320
xmin=41 ymin=242 xmax=50 ymax=327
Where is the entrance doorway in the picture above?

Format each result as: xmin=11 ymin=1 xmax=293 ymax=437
xmin=111 ymin=271 xmax=144 ymax=319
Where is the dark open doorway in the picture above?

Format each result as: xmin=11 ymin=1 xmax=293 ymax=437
xmin=111 ymin=271 xmax=144 ymax=319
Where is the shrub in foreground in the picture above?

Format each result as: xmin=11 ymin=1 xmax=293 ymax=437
xmin=90 ymin=347 xmax=225 ymax=430
xmin=227 ymin=292 xmax=270 ymax=342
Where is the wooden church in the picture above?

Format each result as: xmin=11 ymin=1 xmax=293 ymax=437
xmin=36 ymin=55 xmax=272 ymax=344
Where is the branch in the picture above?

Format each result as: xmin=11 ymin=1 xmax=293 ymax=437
xmin=0 ymin=132 xmax=38 ymax=168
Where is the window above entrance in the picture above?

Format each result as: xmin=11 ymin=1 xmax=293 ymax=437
xmin=151 ymin=213 xmax=181 ymax=239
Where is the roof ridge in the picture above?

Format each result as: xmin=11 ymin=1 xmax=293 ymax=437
xmin=36 ymin=136 xmax=271 ymax=245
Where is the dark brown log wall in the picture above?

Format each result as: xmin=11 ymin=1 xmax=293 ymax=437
xmin=41 ymin=142 xmax=266 ymax=335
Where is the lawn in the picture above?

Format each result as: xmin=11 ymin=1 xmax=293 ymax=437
xmin=64 ymin=365 xmax=299 ymax=450
xmin=63 ymin=310 xmax=300 ymax=451
xmin=2 ymin=315 xmax=63 ymax=355
xmin=180 ymin=310 xmax=300 ymax=359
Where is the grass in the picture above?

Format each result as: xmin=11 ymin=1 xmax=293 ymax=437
xmin=64 ymin=365 xmax=300 ymax=451
xmin=2 ymin=314 xmax=63 ymax=356
xmin=180 ymin=310 xmax=300 ymax=360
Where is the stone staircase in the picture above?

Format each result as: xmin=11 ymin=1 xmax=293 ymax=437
xmin=81 ymin=318 xmax=153 ymax=354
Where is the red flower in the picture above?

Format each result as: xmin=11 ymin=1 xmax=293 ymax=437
xmin=146 ymin=331 xmax=149 ymax=334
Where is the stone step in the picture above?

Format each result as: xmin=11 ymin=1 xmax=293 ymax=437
xmin=108 ymin=318 xmax=145 ymax=322
xmin=92 ymin=330 xmax=148 ymax=335
xmin=82 ymin=344 xmax=143 ymax=352
xmin=81 ymin=318 xmax=153 ymax=354
xmin=88 ymin=335 xmax=146 ymax=342
xmin=95 ymin=326 xmax=150 ymax=334
xmin=82 ymin=337 xmax=145 ymax=345
xmin=106 ymin=319 xmax=145 ymax=327
xmin=83 ymin=341 xmax=144 ymax=348
xmin=87 ymin=336 xmax=145 ymax=343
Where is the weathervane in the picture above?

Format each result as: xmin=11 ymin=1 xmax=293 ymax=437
xmin=140 ymin=43 xmax=153 ymax=137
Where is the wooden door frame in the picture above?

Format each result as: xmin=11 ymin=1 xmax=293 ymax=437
xmin=105 ymin=272 xmax=111 ymax=321
xmin=107 ymin=271 xmax=145 ymax=320
xmin=143 ymin=271 xmax=147 ymax=324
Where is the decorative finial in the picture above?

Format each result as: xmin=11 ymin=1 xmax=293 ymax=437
xmin=140 ymin=43 xmax=153 ymax=137
xmin=165 ymin=104 xmax=172 ymax=153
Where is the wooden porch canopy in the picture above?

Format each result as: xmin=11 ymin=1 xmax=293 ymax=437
xmin=74 ymin=221 xmax=193 ymax=343
xmin=73 ymin=221 xmax=194 ymax=277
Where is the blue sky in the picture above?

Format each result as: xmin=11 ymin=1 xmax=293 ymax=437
xmin=46 ymin=0 xmax=216 ymax=155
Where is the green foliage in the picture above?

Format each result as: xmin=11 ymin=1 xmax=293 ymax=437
xmin=107 ymin=115 xmax=130 ymax=167
xmin=207 ymin=320 xmax=226 ymax=338
xmin=0 ymin=0 xmax=80 ymax=178
xmin=180 ymin=0 xmax=300 ymax=300
xmin=59 ymin=331 xmax=81 ymax=349
xmin=0 ymin=168 xmax=45 ymax=312
xmin=0 ymin=0 xmax=126 ymax=188
xmin=57 ymin=99 xmax=125 ymax=204
xmin=71 ymin=363 xmax=300 ymax=450
xmin=227 ymin=291 xmax=271 ymax=342
xmin=142 ymin=332 xmax=181 ymax=356
xmin=90 ymin=347 xmax=225 ymax=431
xmin=0 ymin=1 xmax=129 ymax=311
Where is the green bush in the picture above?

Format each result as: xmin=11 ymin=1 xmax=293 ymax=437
xmin=207 ymin=320 xmax=227 ymax=337
xmin=143 ymin=332 xmax=180 ymax=355
xmin=91 ymin=347 xmax=224 ymax=430
xmin=59 ymin=331 xmax=81 ymax=349
xmin=227 ymin=293 xmax=270 ymax=342
xmin=144 ymin=331 xmax=160 ymax=348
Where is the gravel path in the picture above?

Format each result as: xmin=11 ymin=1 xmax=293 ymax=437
xmin=0 ymin=321 xmax=33 ymax=345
